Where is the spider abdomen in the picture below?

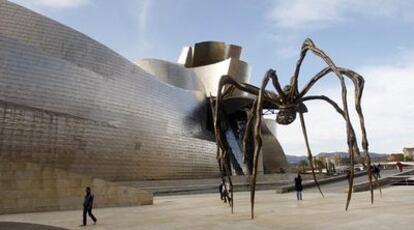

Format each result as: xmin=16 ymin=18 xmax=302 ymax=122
xmin=276 ymin=110 xmax=297 ymax=125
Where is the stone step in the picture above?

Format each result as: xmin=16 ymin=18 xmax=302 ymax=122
xmin=392 ymin=180 xmax=414 ymax=186
xmin=276 ymin=171 xmax=368 ymax=193
xmin=352 ymin=169 xmax=414 ymax=192
xmin=116 ymin=173 xmax=330 ymax=196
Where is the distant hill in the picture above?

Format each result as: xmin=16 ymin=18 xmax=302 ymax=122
xmin=286 ymin=152 xmax=388 ymax=164
xmin=316 ymin=152 xmax=388 ymax=158
xmin=286 ymin=155 xmax=308 ymax=164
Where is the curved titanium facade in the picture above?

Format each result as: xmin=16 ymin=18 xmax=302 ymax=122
xmin=0 ymin=1 xmax=218 ymax=181
xmin=0 ymin=0 xmax=288 ymax=183
xmin=135 ymin=59 xmax=205 ymax=91
xmin=177 ymin=41 xmax=251 ymax=97
xmin=262 ymin=119 xmax=289 ymax=173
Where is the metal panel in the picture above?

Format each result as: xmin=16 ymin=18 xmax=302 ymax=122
xmin=0 ymin=1 xmax=219 ymax=181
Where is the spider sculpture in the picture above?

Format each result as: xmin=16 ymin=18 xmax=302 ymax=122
xmin=213 ymin=38 xmax=375 ymax=219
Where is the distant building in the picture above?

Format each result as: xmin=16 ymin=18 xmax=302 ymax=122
xmin=314 ymin=154 xmax=346 ymax=168
xmin=388 ymin=153 xmax=404 ymax=162
xmin=370 ymin=155 xmax=388 ymax=163
xmin=320 ymin=152 xmax=388 ymax=169
xmin=331 ymin=154 xmax=348 ymax=167
xmin=403 ymin=147 xmax=414 ymax=161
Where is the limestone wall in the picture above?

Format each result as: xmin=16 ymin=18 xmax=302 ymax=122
xmin=0 ymin=159 xmax=153 ymax=214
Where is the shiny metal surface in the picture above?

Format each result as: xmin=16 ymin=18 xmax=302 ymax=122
xmin=0 ymin=1 xmax=218 ymax=181
xmin=178 ymin=41 xmax=242 ymax=68
xmin=178 ymin=41 xmax=251 ymax=97
xmin=136 ymin=59 xmax=205 ymax=91
xmin=0 ymin=1 xmax=289 ymax=183
xmin=262 ymin=119 xmax=289 ymax=173
xmin=191 ymin=58 xmax=251 ymax=97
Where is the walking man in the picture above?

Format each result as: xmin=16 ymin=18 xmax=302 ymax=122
xmin=82 ymin=187 xmax=97 ymax=226
xmin=219 ymin=182 xmax=227 ymax=202
xmin=376 ymin=164 xmax=381 ymax=178
xmin=294 ymin=174 xmax=303 ymax=200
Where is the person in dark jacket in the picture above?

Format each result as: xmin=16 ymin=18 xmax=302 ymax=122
xmin=219 ymin=182 xmax=227 ymax=202
xmin=82 ymin=187 xmax=97 ymax=226
xmin=294 ymin=174 xmax=303 ymax=200
xmin=376 ymin=164 xmax=381 ymax=178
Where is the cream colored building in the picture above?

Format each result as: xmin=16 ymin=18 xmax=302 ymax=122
xmin=403 ymin=147 xmax=414 ymax=160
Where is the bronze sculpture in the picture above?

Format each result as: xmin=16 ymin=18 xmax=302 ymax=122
xmin=213 ymin=38 xmax=374 ymax=219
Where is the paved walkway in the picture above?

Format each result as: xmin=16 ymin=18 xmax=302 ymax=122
xmin=1 ymin=185 xmax=413 ymax=229
xmin=307 ymin=169 xmax=398 ymax=193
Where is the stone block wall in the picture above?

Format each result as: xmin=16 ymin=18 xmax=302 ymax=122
xmin=0 ymin=158 xmax=153 ymax=214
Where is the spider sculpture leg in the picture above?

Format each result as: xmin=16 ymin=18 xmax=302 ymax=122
xmin=291 ymin=38 xmax=372 ymax=210
xmin=249 ymin=69 xmax=287 ymax=219
xmin=211 ymin=95 xmax=234 ymax=212
xmin=298 ymin=112 xmax=325 ymax=198
xmin=245 ymin=69 xmax=325 ymax=219
xmin=242 ymin=99 xmax=257 ymax=167
xmin=344 ymin=70 xmax=380 ymax=199
xmin=209 ymin=97 xmax=228 ymax=193
xmin=249 ymin=74 xmax=269 ymax=220
xmin=299 ymin=67 xmax=374 ymax=192
xmin=213 ymin=71 xmax=282 ymax=219
xmin=299 ymin=66 xmax=376 ymax=207
xmin=300 ymin=93 xmax=380 ymax=209
xmin=271 ymin=69 xmax=326 ymax=198
xmin=342 ymin=69 xmax=380 ymax=200
xmin=214 ymin=115 xmax=234 ymax=212
xmin=213 ymin=75 xmax=276 ymax=214
xmin=300 ymin=95 xmax=358 ymax=210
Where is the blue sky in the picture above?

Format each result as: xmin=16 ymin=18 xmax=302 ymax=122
xmin=10 ymin=0 xmax=414 ymax=155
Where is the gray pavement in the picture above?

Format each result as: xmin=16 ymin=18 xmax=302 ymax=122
xmin=0 ymin=182 xmax=413 ymax=229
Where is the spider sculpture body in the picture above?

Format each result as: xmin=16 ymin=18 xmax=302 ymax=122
xmin=213 ymin=38 xmax=375 ymax=219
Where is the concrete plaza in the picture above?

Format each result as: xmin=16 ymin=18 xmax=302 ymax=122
xmin=0 ymin=183 xmax=413 ymax=230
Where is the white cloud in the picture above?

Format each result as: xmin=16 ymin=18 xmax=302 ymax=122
xmin=268 ymin=0 xmax=343 ymax=30
xmin=10 ymin=0 xmax=89 ymax=11
xmin=267 ymin=0 xmax=414 ymax=60
xmin=136 ymin=0 xmax=150 ymax=34
xmin=269 ymin=0 xmax=414 ymax=30
xmin=129 ymin=0 xmax=153 ymax=57
xmin=276 ymin=49 xmax=414 ymax=155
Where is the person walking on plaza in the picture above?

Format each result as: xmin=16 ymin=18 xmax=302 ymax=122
xmin=219 ymin=181 xmax=227 ymax=202
xmin=372 ymin=165 xmax=379 ymax=179
xmin=225 ymin=182 xmax=232 ymax=204
xmin=294 ymin=174 xmax=303 ymax=200
xmin=376 ymin=164 xmax=381 ymax=178
xmin=82 ymin=187 xmax=97 ymax=226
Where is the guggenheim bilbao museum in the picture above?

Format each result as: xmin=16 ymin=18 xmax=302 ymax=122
xmin=0 ymin=0 xmax=287 ymax=213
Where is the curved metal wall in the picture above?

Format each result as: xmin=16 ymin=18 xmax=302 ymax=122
xmin=190 ymin=58 xmax=251 ymax=97
xmin=0 ymin=1 xmax=219 ymax=181
xmin=177 ymin=41 xmax=251 ymax=97
xmin=135 ymin=59 xmax=205 ymax=91
xmin=262 ymin=119 xmax=289 ymax=173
